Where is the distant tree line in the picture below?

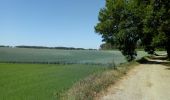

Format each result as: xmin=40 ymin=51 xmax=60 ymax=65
xmin=0 ymin=45 xmax=97 ymax=50
xmin=0 ymin=45 xmax=11 ymax=48
xmin=15 ymin=45 xmax=84 ymax=50
xmin=95 ymin=0 xmax=170 ymax=61
xmin=12 ymin=45 xmax=95 ymax=50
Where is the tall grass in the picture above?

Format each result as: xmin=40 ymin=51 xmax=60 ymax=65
xmin=62 ymin=61 xmax=139 ymax=100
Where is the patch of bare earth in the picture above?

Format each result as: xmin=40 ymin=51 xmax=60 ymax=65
xmin=97 ymin=59 xmax=170 ymax=100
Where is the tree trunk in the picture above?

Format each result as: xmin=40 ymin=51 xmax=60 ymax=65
xmin=167 ymin=39 xmax=170 ymax=59
xmin=167 ymin=46 xmax=170 ymax=59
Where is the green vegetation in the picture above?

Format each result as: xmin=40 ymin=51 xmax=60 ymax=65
xmin=95 ymin=0 xmax=170 ymax=61
xmin=15 ymin=45 xmax=89 ymax=50
xmin=63 ymin=61 xmax=139 ymax=100
xmin=0 ymin=47 xmax=148 ymax=65
xmin=0 ymin=47 xmax=125 ymax=65
xmin=99 ymin=43 xmax=118 ymax=50
xmin=0 ymin=47 xmax=149 ymax=100
xmin=0 ymin=47 xmax=117 ymax=65
xmin=1 ymin=0 xmax=169 ymax=100
xmin=0 ymin=63 xmax=106 ymax=100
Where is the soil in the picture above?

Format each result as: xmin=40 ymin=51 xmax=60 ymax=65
xmin=97 ymin=58 xmax=170 ymax=100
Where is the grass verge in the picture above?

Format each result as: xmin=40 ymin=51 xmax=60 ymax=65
xmin=61 ymin=61 xmax=139 ymax=100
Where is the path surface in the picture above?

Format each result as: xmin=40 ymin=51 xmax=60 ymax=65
xmin=98 ymin=60 xmax=170 ymax=100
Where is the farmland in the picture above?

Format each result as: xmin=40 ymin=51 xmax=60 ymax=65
xmin=0 ymin=63 xmax=106 ymax=100
xmin=0 ymin=47 xmax=147 ymax=65
xmin=0 ymin=47 xmax=148 ymax=100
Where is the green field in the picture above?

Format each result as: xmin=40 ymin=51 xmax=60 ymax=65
xmin=0 ymin=47 xmax=148 ymax=65
xmin=0 ymin=47 xmax=149 ymax=100
xmin=0 ymin=63 xmax=106 ymax=100
xmin=0 ymin=47 xmax=120 ymax=65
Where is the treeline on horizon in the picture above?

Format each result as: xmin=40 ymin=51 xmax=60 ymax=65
xmin=0 ymin=45 xmax=96 ymax=50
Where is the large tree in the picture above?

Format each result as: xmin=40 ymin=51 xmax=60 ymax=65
xmin=95 ymin=0 xmax=170 ymax=61
xmin=95 ymin=0 xmax=142 ymax=61
xmin=155 ymin=0 xmax=170 ymax=58
xmin=142 ymin=0 xmax=170 ymax=57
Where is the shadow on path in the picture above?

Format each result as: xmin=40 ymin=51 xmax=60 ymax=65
xmin=165 ymin=68 xmax=170 ymax=70
xmin=137 ymin=56 xmax=170 ymax=65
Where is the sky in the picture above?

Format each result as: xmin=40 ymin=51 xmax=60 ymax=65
xmin=0 ymin=0 xmax=105 ymax=49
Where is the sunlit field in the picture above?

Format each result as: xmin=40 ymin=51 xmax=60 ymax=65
xmin=0 ymin=47 xmax=150 ymax=100
xmin=0 ymin=47 xmax=148 ymax=65
xmin=0 ymin=63 xmax=106 ymax=100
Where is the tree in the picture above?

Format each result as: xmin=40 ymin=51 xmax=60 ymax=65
xmin=157 ymin=0 xmax=170 ymax=58
xmin=142 ymin=0 xmax=170 ymax=57
xmin=95 ymin=0 xmax=142 ymax=61
xmin=95 ymin=0 xmax=170 ymax=61
xmin=100 ymin=42 xmax=118 ymax=50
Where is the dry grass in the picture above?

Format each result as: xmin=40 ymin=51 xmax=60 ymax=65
xmin=61 ymin=61 xmax=139 ymax=100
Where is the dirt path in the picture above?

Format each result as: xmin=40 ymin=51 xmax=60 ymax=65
xmin=98 ymin=60 xmax=170 ymax=100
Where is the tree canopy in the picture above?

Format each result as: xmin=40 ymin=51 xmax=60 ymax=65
xmin=95 ymin=0 xmax=170 ymax=61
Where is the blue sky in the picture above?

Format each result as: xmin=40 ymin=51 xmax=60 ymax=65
xmin=0 ymin=0 xmax=105 ymax=49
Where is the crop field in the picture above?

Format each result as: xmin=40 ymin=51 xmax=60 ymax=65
xmin=0 ymin=47 xmax=148 ymax=65
xmin=0 ymin=47 xmax=149 ymax=100
xmin=0 ymin=63 xmax=106 ymax=100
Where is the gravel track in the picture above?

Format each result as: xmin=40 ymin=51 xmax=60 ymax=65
xmin=98 ymin=59 xmax=170 ymax=100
